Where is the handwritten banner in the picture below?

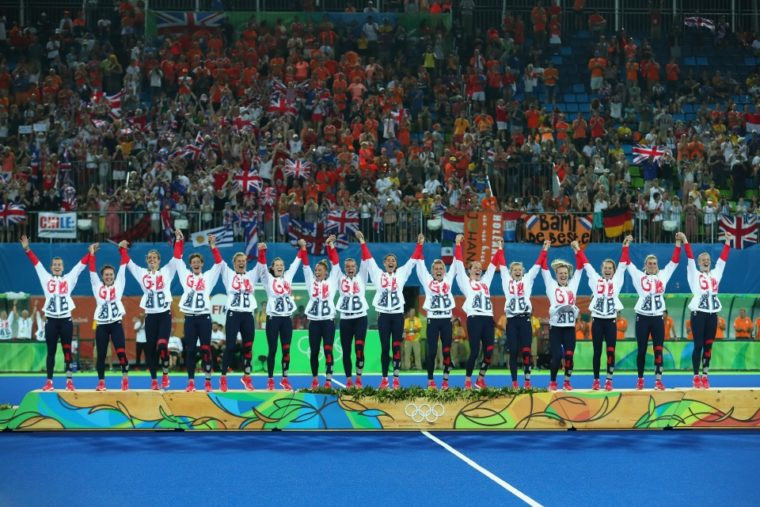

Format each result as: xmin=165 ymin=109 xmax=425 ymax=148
xmin=525 ymin=214 xmax=592 ymax=246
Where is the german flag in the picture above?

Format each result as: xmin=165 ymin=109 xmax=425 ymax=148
xmin=602 ymin=207 xmax=634 ymax=238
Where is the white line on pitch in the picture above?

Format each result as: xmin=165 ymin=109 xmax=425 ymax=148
xmin=331 ymin=378 xmax=346 ymax=388
xmin=421 ymin=431 xmax=543 ymax=507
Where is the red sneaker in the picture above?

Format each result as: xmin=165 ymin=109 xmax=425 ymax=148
xmin=655 ymin=379 xmax=666 ymax=391
xmin=310 ymin=378 xmax=319 ymax=390
xmin=428 ymin=380 xmax=437 ymax=390
xmin=204 ymin=379 xmax=212 ymax=392
xmin=266 ymin=378 xmax=275 ymax=391
xmin=185 ymin=379 xmax=196 ymax=392
xmin=523 ymin=379 xmax=532 ymax=389
xmin=592 ymin=379 xmax=601 ymax=391
xmin=392 ymin=377 xmax=400 ymax=390
xmin=280 ymin=378 xmax=293 ymax=391
xmin=693 ymin=375 xmax=703 ymax=389
xmin=121 ymin=377 xmax=129 ymax=391
xmin=161 ymin=374 xmax=170 ymax=389
xmin=151 ymin=379 xmax=159 ymax=391
xmin=604 ymin=379 xmax=613 ymax=391
xmin=241 ymin=375 xmax=254 ymax=391
xmin=219 ymin=376 xmax=228 ymax=392
xmin=65 ymin=379 xmax=75 ymax=392
xmin=355 ymin=376 xmax=363 ymax=388
xmin=95 ymin=380 xmax=107 ymax=392
xmin=548 ymin=381 xmax=558 ymax=391
xmin=702 ymin=375 xmax=710 ymax=389
xmin=563 ymin=380 xmax=573 ymax=391
xmin=441 ymin=379 xmax=449 ymax=390
xmin=636 ymin=377 xmax=645 ymax=390
xmin=464 ymin=378 xmax=472 ymax=390
xmin=475 ymin=377 xmax=486 ymax=389
xmin=41 ymin=379 xmax=54 ymax=391
xmin=379 ymin=378 xmax=390 ymax=390
xmin=345 ymin=378 xmax=354 ymax=388
xmin=323 ymin=380 xmax=332 ymax=389
xmin=511 ymin=380 xmax=519 ymax=389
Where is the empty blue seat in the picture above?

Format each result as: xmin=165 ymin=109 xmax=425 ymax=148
xmin=745 ymin=57 xmax=757 ymax=66
xmin=684 ymin=57 xmax=696 ymax=66
xmin=623 ymin=145 xmax=633 ymax=155
xmin=566 ymin=103 xmax=578 ymax=113
xmin=576 ymin=93 xmax=589 ymax=103
xmin=550 ymin=55 xmax=563 ymax=65
xmin=564 ymin=94 xmax=576 ymax=102
xmin=579 ymin=103 xmax=591 ymax=113
xmin=572 ymin=84 xmax=585 ymax=93
xmin=560 ymin=47 xmax=572 ymax=56
xmin=697 ymin=57 xmax=708 ymax=65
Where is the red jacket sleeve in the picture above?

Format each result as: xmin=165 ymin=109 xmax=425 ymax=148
xmin=26 ymin=249 xmax=40 ymax=265
xmin=576 ymin=250 xmax=588 ymax=269
xmin=684 ymin=243 xmax=694 ymax=259
xmin=327 ymin=245 xmax=339 ymax=265
xmin=120 ymin=247 xmax=130 ymax=265
xmin=299 ymin=248 xmax=309 ymax=266
xmin=535 ymin=249 xmax=547 ymax=267
xmin=491 ymin=249 xmax=505 ymax=267
xmin=88 ymin=253 xmax=96 ymax=272
xmin=258 ymin=248 xmax=267 ymax=264
xmin=411 ymin=243 xmax=424 ymax=260
xmin=211 ymin=246 xmax=222 ymax=264
xmin=720 ymin=242 xmax=730 ymax=261
xmin=360 ymin=243 xmax=373 ymax=261
xmin=173 ymin=239 xmax=184 ymax=259
xmin=79 ymin=253 xmax=90 ymax=264
xmin=619 ymin=245 xmax=630 ymax=265
xmin=454 ymin=244 xmax=463 ymax=261
xmin=671 ymin=245 xmax=681 ymax=263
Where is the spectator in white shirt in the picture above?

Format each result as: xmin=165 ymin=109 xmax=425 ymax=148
xmin=15 ymin=305 xmax=33 ymax=340
xmin=134 ymin=316 xmax=146 ymax=369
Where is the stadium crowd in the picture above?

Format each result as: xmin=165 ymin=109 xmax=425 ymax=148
xmin=0 ymin=0 xmax=759 ymax=245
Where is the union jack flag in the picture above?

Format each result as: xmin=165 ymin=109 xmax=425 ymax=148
xmin=243 ymin=217 xmax=259 ymax=260
xmin=154 ymin=11 xmax=227 ymax=34
xmin=326 ymin=210 xmax=360 ymax=236
xmin=0 ymin=202 xmax=26 ymax=226
xmin=184 ymin=132 xmax=205 ymax=161
xmin=283 ymin=158 xmax=312 ymax=179
xmin=92 ymin=90 xmax=124 ymax=119
xmin=261 ymin=187 xmax=277 ymax=206
xmin=632 ymin=144 xmax=670 ymax=165
xmin=684 ymin=16 xmax=715 ymax=31
xmin=289 ymin=219 xmax=328 ymax=255
xmin=267 ymin=94 xmax=298 ymax=116
xmin=0 ymin=171 xmax=11 ymax=184
xmin=719 ymin=214 xmax=757 ymax=249
xmin=234 ymin=169 xmax=263 ymax=194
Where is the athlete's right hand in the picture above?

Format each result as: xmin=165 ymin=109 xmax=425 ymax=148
xmin=355 ymin=231 xmax=365 ymax=244
xmin=118 ymin=240 xmax=129 ymax=249
xmin=542 ymin=240 xmax=551 ymax=251
xmin=89 ymin=243 xmax=100 ymax=255
xmin=417 ymin=233 xmax=425 ymax=245
xmin=455 ymin=234 xmax=463 ymax=245
xmin=258 ymin=242 xmax=267 ymax=251
xmin=623 ymin=235 xmax=633 ymax=246
xmin=20 ymin=234 xmax=29 ymax=251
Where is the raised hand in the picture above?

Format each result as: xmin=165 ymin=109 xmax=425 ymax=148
xmin=118 ymin=240 xmax=129 ymax=249
xmin=355 ymin=231 xmax=365 ymax=244
xmin=417 ymin=233 xmax=425 ymax=245
xmin=455 ymin=234 xmax=463 ymax=245
xmin=496 ymin=238 xmax=503 ymax=249
xmin=326 ymin=234 xmax=336 ymax=246
xmin=298 ymin=239 xmax=307 ymax=249
xmin=570 ymin=240 xmax=580 ymax=252
xmin=623 ymin=235 xmax=632 ymax=247
xmin=89 ymin=243 xmax=100 ymax=255
xmin=258 ymin=242 xmax=267 ymax=251
xmin=208 ymin=234 xmax=216 ymax=248
xmin=175 ymin=228 xmax=184 ymax=241
xmin=20 ymin=234 xmax=29 ymax=251
xmin=543 ymin=239 xmax=551 ymax=251
xmin=724 ymin=232 xmax=733 ymax=244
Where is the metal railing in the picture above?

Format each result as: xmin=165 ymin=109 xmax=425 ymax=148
xmin=4 ymin=209 xmax=751 ymax=245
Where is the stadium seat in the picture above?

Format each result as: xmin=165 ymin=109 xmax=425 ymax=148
xmin=564 ymin=94 xmax=576 ymax=103
xmin=565 ymin=103 xmax=578 ymax=113
xmin=572 ymin=84 xmax=585 ymax=93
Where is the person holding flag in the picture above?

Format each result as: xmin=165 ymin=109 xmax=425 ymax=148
xmin=89 ymin=242 xmax=131 ymax=392
xmin=173 ymin=231 xmax=224 ymax=392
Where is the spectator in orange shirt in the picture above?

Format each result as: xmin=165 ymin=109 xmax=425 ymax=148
xmin=616 ymin=315 xmax=627 ymax=340
xmin=572 ymin=113 xmax=588 ymax=152
xmin=575 ymin=318 xmax=589 ymax=340
xmin=734 ymin=309 xmax=753 ymax=339
xmin=543 ymin=62 xmax=559 ymax=103
xmin=685 ymin=318 xmax=693 ymax=340
xmin=531 ymin=1 xmax=548 ymax=47
xmin=481 ymin=188 xmax=498 ymax=211
xmin=665 ymin=58 xmax=679 ymax=95
xmin=587 ymin=52 xmax=607 ymax=92
xmin=664 ymin=310 xmax=676 ymax=340
xmin=715 ymin=316 xmax=726 ymax=339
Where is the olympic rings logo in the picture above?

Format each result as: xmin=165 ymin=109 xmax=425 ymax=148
xmin=296 ymin=335 xmax=344 ymax=362
xmin=404 ymin=402 xmax=445 ymax=423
